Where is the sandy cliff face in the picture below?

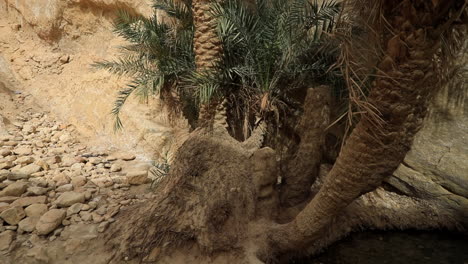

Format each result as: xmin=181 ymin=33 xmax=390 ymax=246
xmin=0 ymin=0 xmax=189 ymax=160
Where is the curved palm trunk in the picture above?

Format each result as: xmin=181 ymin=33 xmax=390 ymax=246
xmin=279 ymin=86 xmax=331 ymax=207
xmin=267 ymin=0 xmax=466 ymax=255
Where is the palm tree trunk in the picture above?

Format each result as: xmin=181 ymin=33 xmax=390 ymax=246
xmin=279 ymin=86 xmax=331 ymax=207
xmin=266 ymin=0 xmax=466 ymax=254
xmin=192 ymin=0 xmax=223 ymax=125
xmin=192 ymin=0 xmax=223 ymax=71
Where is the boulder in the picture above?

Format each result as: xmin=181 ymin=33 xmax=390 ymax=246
xmin=25 ymin=204 xmax=48 ymax=218
xmin=0 ymin=181 xmax=28 ymax=197
xmin=36 ymin=209 xmax=66 ymax=235
xmin=0 ymin=206 xmax=25 ymax=225
xmin=52 ymin=173 xmax=70 ymax=186
xmin=15 ymin=156 xmax=34 ymax=165
xmin=126 ymin=170 xmax=150 ymax=185
xmin=56 ymin=184 xmax=73 ymax=192
xmin=0 ymin=161 xmax=13 ymax=170
xmin=110 ymin=163 xmax=122 ymax=172
xmin=88 ymin=157 xmax=102 ymax=165
xmin=0 ymin=196 xmax=19 ymax=203
xmin=27 ymin=186 xmax=48 ymax=196
xmin=6 ymin=172 xmax=30 ymax=181
xmin=0 ymin=149 xmax=11 ymax=157
xmin=115 ymin=152 xmax=136 ymax=161
xmin=66 ymin=203 xmax=83 ymax=216
xmin=70 ymin=163 xmax=84 ymax=171
xmin=18 ymin=216 xmax=39 ymax=232
xmin=71 ymin=176 xmax=86 ymax=187
xmin=18 ymin=164 xmax=42 ymax=175
xmin=0 ymin=230 xmax=15 ymax=251
xmin=0 ymin=202 xmax=9 ymax=213
xmin=61 ymin=156 xmax=78 ymax=167
xmin=13 ymin=146 xmax=32 ymax=156
xmin=10 ymin=196 xmax=47 ymax=207
xmin=55 ymin=192 xmax=85 ymax=207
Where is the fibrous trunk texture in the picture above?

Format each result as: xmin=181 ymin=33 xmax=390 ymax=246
xmin=192 ymin=0 xmax=222 ymax=71
xmin=267 ymin=0 xmax=466 ymax=255
xmin=192 ymin=0 xmax=223 ymax=125
xmin=279 ymin=86 xmax=331 ymax=207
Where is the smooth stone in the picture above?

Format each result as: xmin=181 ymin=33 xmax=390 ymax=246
xmin=13 ymin=146 xmax=32 ymax=156
xmin=0 ymin=196 xmax=19 ymax=203
xmin=11 ymin=196 xmax=47 ymax=207
xmin=56 ymin=184 xmax=73 ymax=192
xmin=0 ymin=206 xmax=25 ymax=225
xmin=79 ymin=211 xmax=92 ymax=221
xmin=66 ymin=203 xmax=83 ymax=216
xmin=6 ymin=172 xmax=30 ymax=181
xmin=0 ymin=202 xmax=9 ymax=213
xmin=0 ymin=149 xmax=12 ymax=157
xmin=27 ymin=186 xmax=48 ymax=196
xmin=18 ymin=216 xmax=39 ymax=232
xmin=126 ymin=170 xmax=150 ymax=185
xmin=0 ymin=230 xmax=15 ymax=251
xmin=97 ymin=221 xmax=110 ymax=233
xmin=110 ymin=164 xmax=121 ymax=172
xmin=71 ymin=176 xmax=86 ymax=187
xmin=25 ymin=204 xmax=48 ymax=218
xmin=55 ymin=192 xmax=85 ymax=207
xmin=18 ymin=164 xmax=42 ymax=175
xmin=70 ymin=163 xmax=84 ymax=171
xmin=52 ymin=173 xmax=70 ymax=186
xmin=35 ymin=209 xmax=66 ymax=235
xmin=0 ymin=181 xmax=28 ymax=197
xmin=15 ymin=156 xmax=34 ymax=165
xmin=0 ymin=161 xmax=13 ymax=170
xmin=115 ymin=153 xmax=136 ymax=161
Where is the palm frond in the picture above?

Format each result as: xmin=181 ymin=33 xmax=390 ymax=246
xmin=154 ymin=0 xmax=193 ymax=26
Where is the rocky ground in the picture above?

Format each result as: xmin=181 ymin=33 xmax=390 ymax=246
xmin=0 ymin=91 xmax=159 ymax=263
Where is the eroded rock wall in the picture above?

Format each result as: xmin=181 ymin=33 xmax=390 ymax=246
xmin=0 ymin=0 xmax=189 ymax=160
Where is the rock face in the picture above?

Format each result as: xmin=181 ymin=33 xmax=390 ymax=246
xmin=388 ymin=100 xmax=468 ymax=220
xmin=35 ymin=209 xmax=66 ymax=235
xmin=0 ymin=0 xmax=189 ymax=158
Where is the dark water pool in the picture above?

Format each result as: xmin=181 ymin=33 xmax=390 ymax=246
xmin=293 ymin=230 xmax=468 ymax=264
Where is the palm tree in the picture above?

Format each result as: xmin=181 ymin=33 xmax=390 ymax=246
xmin=264 ymin=0 xmax=468 ymax=256
xmin=100 ymin=1 xmax=467 ymax=263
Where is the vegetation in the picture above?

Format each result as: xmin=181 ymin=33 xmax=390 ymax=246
xmin=101 ymin=0 xmax=468 ymax=263
xmin=96 ymin=0 xmax=342 ymax=133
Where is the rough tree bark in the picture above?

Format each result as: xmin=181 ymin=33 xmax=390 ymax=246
xmin=192 ymin=0 xmax=223 ymax=125
xmin=279 ymin=86 xmax=331 ymax=208
xmin=192 ymin=0 xmax=222 ymax=71
xmin=264 ymin=0 xmax=467 ymax=257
